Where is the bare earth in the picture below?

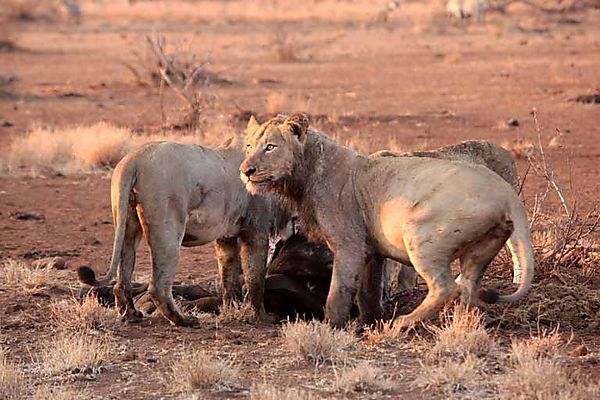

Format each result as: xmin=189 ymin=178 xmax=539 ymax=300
xmin=1 ymin=1 xmax=599 ymax=399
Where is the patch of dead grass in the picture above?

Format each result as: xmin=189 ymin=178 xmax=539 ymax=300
xmin=41 ymin=332 xmax=111 ymax=376
xmin=416 ymin=353 xmax=486 ymax=397
xmin=169 ymin=349 xmax=239 ymax=392
xmin=250 ymin=383 xmax=315 ymax=400
xmin=0 ymin=259 xmax=54 ymax=294
xmin=50 ymin=296 xmax=118 ymax=332
xmin=500 ymin=329 xmax=599 ymax=400
xmin=32 ymin=385 xmax=89 ymax=400
xmin=429 ymin=306 xmax=494 ymax=359
xmin=217 ymin=300 xmax=255 ymax=324
xmin=281 ymin=320 xmax=357 ymax=366
xmin=0 ymin=122 xmax=234 ymax=176
xmin=334 ymin=363 xmax=396 ymax=394
xmin=0 ymin=347 xmax=26 ymax=399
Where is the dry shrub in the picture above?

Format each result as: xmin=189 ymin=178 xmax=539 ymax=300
xmin=415 ymin=353 xmax=485 ymax=396
xmin=41 ymin=332 xmax=111 ymax=376
xmin=217 ymin=300 xmax=255 ymax=324
xmin=2 ymin=122 xmax=133 ymax=175
xmin=250 ymin=383 xmax=315 ymax=400
xmin=334 ymin=363 xmax=396 ymax=393
xmin=429 ymin=306 xmax=493 ymax=359
xmin=0 ymin=122 xmax=234 ymax=176
xmin=32 ymin=385 xmax=88 ymax=400
xmin=169 ymin=349 xmax=239 ymax=392
xmin=273 ymin=30 xmax=298 ymax=62
xmin=0 ymin=259 xmax=53 ymax=294
xmin=50 ymin=296 xmax=117 ymax=332
xmin=500 ymin=330 xmax=599 ymax=400
xmin=281 ymin=320 xmax=357 ymax=366
xmin=0 ymin=347 xmax=26 ymax=400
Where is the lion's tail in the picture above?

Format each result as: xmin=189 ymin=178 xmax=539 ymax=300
xmin=479 ymin=198 xmax=534 ymax=304
xmin=77 ymin=157 xmax=137 ymax=287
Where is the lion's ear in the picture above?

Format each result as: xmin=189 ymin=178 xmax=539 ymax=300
xmin=285 ymin=113 xmax=309 ymax=141
xmin=246 ymin=115 xmax=260 ymax=132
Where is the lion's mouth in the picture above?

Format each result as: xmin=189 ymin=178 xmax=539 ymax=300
xmin=246 ymin=176 xmax=278 ymax=193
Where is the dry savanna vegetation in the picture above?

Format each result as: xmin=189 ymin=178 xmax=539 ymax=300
xmin=1 ymin=0 xmax=599 ymax=399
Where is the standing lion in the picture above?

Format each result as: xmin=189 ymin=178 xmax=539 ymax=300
xmin=79 ymin=138 xmax=287 ymax=326
xmin=240 ymin=113 xmax=534 ymax=329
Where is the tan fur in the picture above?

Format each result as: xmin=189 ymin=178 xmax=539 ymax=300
xmin=95 ymin=138 xmax=285 ymax=326
xmin=371 ymin=141 xmax=521 ymax=295
xmin=240 ymin=114 xmax=534 ymax=328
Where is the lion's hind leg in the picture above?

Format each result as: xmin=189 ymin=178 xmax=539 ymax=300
xmin=113 ymin=205 xmax=143 ymax=323
xmin=146 ymin=218 xmax=198 ymax=327
xmin=393 ymin=246 xmax=458 ymax=330
xmin=458 ymin=224 xmax=512 ymax=306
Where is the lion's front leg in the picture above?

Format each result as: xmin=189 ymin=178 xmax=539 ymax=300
xmin=326 ymin=249 xmax=366 ymax=328
xmin=357 ymin=255 xmax=384 ymax=326
xmin=239 ymin=233 xmax=269 ymax=321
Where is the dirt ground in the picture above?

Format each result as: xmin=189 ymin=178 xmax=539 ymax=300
xmin=1 ymin=1 xmax=600 ymax=399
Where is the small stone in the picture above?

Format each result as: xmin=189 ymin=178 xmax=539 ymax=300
xmin=84 ymin=237 xmax=102 ymax=246
xmin=12 ymin=211 xmax=45 ymax=221
xmin=507 ymin=118 xmax=520 ymax=127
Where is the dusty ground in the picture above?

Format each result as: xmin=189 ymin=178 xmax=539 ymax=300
xmin=1 ymin=1 xmax=599 ymax=399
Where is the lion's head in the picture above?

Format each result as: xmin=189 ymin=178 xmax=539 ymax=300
xmin=240 ymin=113 xmax=310 ymax=195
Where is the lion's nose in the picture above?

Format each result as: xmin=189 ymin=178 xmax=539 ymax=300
xmin=243 ymin=167 xmax=257 ymax=177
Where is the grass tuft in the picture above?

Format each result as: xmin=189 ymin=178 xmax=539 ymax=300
xmin=429 ymin=306 xmax=493 ymax=359
xmin=250 ymin=383 xmax=315 ymax=400
xmin=50 ymin=296 xmax=117 ymax=332
xmin=0 ymin=347 xmax=26 ymax=400
xmin=281 ymin=320 xmax=357 ymax=366
xmin=334 ymin=363 xmax=396 ymax=393
xmin=170 ymin=349 xmax=239 ymax=392
xmin=41 ymin=332 xmax=111 ymax=376
xmin=0 ymin=259 xmax=53 ymax=294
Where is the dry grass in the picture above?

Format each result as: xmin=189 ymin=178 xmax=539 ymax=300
xmin=217 ymin=300 xmax=255 ymax=324
xmin=250 ymin=383 xmax=315 ymax=400
xmin=0 ymin=259 xmax=54 ymax=294
xmin=50 ymin=296 xmax=118 ymax=332
xmin=32 ymin=385 xmax=89 ymax=400
xmin=273 ymin=30 xmax=298 ymax=62
xmin=0 ymin=347 xmax=26 ymax=400
xmin=0 ymin=122 xmax=234 ymax=176
xmin=169 ymin=349 xmax=239 ymax=392
xmin=500 ymin=330 xmax=599 ymax=400
xmin=416 ymin=353 xmax=486 ymax=397
xmin=281 ymin=320 xmax=357 ymax=366
xmin=334 ymin=363 xmax=396 ymax=393
xmin=41 ymin=332 xmax=111 ymax=376
xmin=429 ymin=306 xmax=494 ymax=359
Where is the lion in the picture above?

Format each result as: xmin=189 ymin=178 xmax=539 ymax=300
xmin=239 ymin=113 xmax=534 ymax=328
xmin=371 ymin=140 xmax=521 ymax=295
xmin=78 ymin=138 xmax=287 ymax=326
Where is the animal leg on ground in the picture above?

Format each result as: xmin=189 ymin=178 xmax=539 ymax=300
xmin=357 ymin=254 xmax=384 ymax=325
xmin=394 ymin=245 xmax=458 ymax=330
xmin=147 ymin=221 xmax=196 ymax=327
xmin=326 ymin=250 xmax=365 ymax=328
xmin=239 ymin=232 xmax=269 ymax=320
xmin=113 ymin=205 xmax=143 ymax=322
xmin=214 ymin=237 xmax=243 ymax=305
xmin=458 ymin=224 xmax=512 ymax=306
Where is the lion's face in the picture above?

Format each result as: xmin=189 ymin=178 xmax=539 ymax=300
xmin=240 ymin=113 xmax=309 ymax=195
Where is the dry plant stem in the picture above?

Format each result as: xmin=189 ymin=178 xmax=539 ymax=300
xmin=529 ymin=109 xmax=571 ymax=218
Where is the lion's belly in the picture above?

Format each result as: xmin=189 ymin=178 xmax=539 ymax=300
xmin=181 ymin=205 xmax=241 ymax=247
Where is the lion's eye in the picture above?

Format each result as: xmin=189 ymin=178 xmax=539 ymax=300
xmin=265 ymin=144 xmax=276 ymax=152
xmin=246 ymin=144 xmax=252 ymax=151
